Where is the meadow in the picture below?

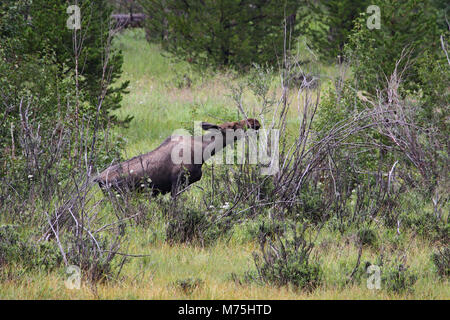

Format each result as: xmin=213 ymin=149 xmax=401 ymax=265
xmin=0 ymin=29 xmax=448 ymax=300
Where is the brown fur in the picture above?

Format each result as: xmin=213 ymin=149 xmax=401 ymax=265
xmin=94 ymin=119 xmax=260 ymax=196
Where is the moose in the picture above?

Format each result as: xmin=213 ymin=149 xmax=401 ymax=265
xmin=94 ymin=118 xmax=261 ymax=196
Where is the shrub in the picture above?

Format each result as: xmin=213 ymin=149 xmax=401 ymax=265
xmin=357 ymin=227 xmax=378 ymax=248
xmin=0 ymin=0 xmax=128 ymax=208
xmin=382 ymin=260 xmax=418 ymax=294
xmin=0 ymin=225 xmax=61 ymax=271
xmin=302 ymin=0 xmax=371 ymax=62
xmin=0 ymin=223 xmax=123 ymax=284
xmin=252 ymin=222 xmax=322 ymax=290
xmin=0 ymin=0 xmax=130 ymax=126
xmin=345 ymin=0 xmax=441 ymax=94
xmin=229 ymin=271 xmax=261 ymax=286
xmin=173 ymin=277 xmax=204 ymax=295
xmin=63 ymin=230 xmax=125 ymax=283
xmin=401 ymin=209 xmax=449 ymax=243
xmin=166 ymin=207 xmax=210 ymax=245
xmin=165 ymin=198 xmax=235 ymax=246
xmin=432 ymin=247 xmax=449 ymax=278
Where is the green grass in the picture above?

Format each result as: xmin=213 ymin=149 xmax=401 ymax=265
xmin=1 ymin=29 xmax=448 ymax=300
xmin=1 ymin=230 xmax=448 ymax=299
xmin=112 ymin=29 xmax=239 ymax=157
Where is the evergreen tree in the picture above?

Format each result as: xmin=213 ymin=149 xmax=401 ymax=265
xmin=345 ymin=0 xmax=441 ymax=94
xmin=0 ymin=0 xmax=130 ymax=126
xmin=140 ymin=0 xmax=303 ymax=69
xmin=0 ymin=0 xmax=129 ymax=178
xmin=300 ymin=0 xmax=370 ymax=62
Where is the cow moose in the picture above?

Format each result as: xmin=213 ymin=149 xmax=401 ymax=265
xmin=94 ymin=118 xmax=261 ymax=196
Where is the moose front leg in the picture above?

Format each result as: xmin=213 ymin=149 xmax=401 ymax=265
xmin=170 ymin=168 xmax=195 ymax=199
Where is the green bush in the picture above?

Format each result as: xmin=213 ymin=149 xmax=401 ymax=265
xmin=253 ymin=223 xmax=322 ymax=290
xmin=346 ymin=0 xmax=441 ymax=94
xmin=432 ymin=247 xmax=449 ymax=278
xmin=382 ymin=262 xmax=418 ymax=294
xmin=357 ymin=227 xmax=378 ymax=248
xmin=314 ymin=80 xmax=385 ymax=178
xmin=0 ymin=225 xmax=62 ymax=271
xmin=64 ymin=232 xmax=120 ymax=283
xmin=0 ymin=0 xmax=130 ymax=126
xmin=401 ymin=209 xmax=449 ymax=243
xmin=165 ymin=200 xmax=234 ymax=246
xmin=301 ymin=0 xmax=370 ymax=62
xmin=173 ymin=277 xmax=204 ymax=295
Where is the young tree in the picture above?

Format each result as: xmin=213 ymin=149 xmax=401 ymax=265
xmin=0 ymin=0 xmax=128 ymax=180
xmin=0 ymin=0 xmax=130 ymax=127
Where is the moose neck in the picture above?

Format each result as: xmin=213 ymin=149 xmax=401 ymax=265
xmin=200 ymin=130 xmax=245 ymax=164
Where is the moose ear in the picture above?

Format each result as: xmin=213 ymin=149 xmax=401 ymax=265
xmin=201 ymin=122 xmax=220 ymax=131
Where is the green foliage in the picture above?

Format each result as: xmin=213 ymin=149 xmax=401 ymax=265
xmin=0 ymin=0 xmax=128 ymax=200
xmin=165 ymin=200 xmax=235 ymax=246
xmin=382 ymin=261 xmax=418 ymax=294
xmin=432 ymin=0 xmax=450 ymax=31
xmin=414 ymin=48 xmax=450 ymax=133
xmin=406 ymin=211 xmax=449 ymax=243
xmin=173 ymin=277 xmax=204 ymax=295
xmin=0 ymin=25 xmax=449 ymax=299
xmin=357 ymin=227 xmax=378 ymax=248
xmin=398 ymin=192 xmax=449 ymax=243
xmin=0 ymin=0 xmax=129 ymax=147
xmin=345 ymin=0 xmax=441 ymax=94
xmin=331 ymin=1 xmax=448 ymax=193
xmin=253 ymin=222 xmax=322 ymax=290
xmin=0 ymin=225 xmax=62 ymax=271
xmin=345 ymin=256 xmax=418 ymax=293
xmin=0 ymin=0 xmax=129 ymax=125
xmin=64 ymin=232 xmax=119 ymax=283
xmin=301 ymin=0 xmax=370 ymax=62
xmin=140 ymin=0 xmax=303 ymax=69
xmin=314 ymin=80 xmax=363 ymax=129
xmin=432 ymin=247 xmax=449 ymax=278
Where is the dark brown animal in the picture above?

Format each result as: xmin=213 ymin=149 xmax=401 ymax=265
xmin=94 ymin=119 xmax=260 ymax=196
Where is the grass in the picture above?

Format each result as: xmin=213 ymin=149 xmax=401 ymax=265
xmin=1 ymin=29 xmax=448 ymax=300
xmin=113 ymin=29 xmax=239 ymax=157
xmin=1 ymin=231 xmax=448 ymax=299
